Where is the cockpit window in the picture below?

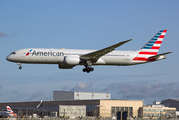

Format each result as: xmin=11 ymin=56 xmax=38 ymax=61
xmin=11 ymin=52 xmax=16 ymax=54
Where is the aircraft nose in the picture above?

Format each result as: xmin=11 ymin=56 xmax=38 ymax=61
xmin=6 ymin=54 xmax=15 ymax=62
xmin=6 ymin=52 xmax=17 ymax=62
xmin=6 ymin=55 xmax=11 ymax=61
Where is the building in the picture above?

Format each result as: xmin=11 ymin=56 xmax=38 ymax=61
xmin=138 ymin=104 xmax=176 ymax=118
xmin=161 ymin=99 xmax=179 ymax=111
xmin=59 ymin=105 xmax=86 ymax=118
xmin=0 ymin=99 xmax=143 ymax=118
xmin=53 ymin=91 xmax=110 ymax=101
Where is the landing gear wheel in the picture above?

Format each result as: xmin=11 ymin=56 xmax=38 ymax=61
xmin=86 ymin=67 xmax=90 ymax=73
xmin=19 ymin=66 xmax=22 ymax=69
xmin=82 ymin=66 xmax=94 ymax=73
xmin=17 ymin=63 xmax=22 ymax=70
xmin=83 ymin=68 xmax=86 ymax=72
xmin=90 ymin=67 xmax=94 ymax=71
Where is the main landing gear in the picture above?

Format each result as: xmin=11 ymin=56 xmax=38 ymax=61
xmin=17 ymin=63 xmax=22 ymax=69
xmin=82 ymin=65 xmax=94 ymax=73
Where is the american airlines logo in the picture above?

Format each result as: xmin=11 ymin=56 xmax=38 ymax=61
xmin=25 ymin=49 xmax=33 ymax=56
xmin=25 ymin=49 xmax=64 ymax=56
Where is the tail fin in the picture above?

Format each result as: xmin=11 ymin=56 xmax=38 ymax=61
xmin=139 ymin=30 xmax=167 ymax=56
xmin=133 ymin=30 xmax=167 ymax=61
xmin=6 ymin=106 xmax=13 ymax=116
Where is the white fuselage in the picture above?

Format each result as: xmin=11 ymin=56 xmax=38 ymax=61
xmin=6 ymin=48 xmax=148 ymax=66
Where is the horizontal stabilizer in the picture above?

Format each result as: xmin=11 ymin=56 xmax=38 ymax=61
xmin=149 ymin=52 xmax=173 ymax=59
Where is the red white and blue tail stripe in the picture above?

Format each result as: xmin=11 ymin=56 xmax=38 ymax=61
xmin=133 ymin=30 xmax=167 ymax=61
xmin=6 ymin=106 xmax=13 ymax=116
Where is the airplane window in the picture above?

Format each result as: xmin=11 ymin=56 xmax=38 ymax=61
xmin=11 ymin=52 xmax=16 ymax=54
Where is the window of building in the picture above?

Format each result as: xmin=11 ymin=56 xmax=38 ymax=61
xmin=125 ymin=107 xmax=128 ymax=112
xmin=111 ymin=107 xmax=115 ymax=117
xmin=111 ymin=106 xmax=133 ymax=117
xmin=116 ymin=107 xmax=119 ymax=114
xmin=129 ymin=107 xmax=133 ymax=117
xmin=120 ymin=107 xmax=124 ymax=111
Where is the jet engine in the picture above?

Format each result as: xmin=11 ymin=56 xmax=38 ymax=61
xmin=64 ymin=56 xmax=80 ymax=65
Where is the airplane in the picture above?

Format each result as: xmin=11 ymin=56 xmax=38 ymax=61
xmin=6 ymin=30 xmax=172 ymax=73
xmin=0 ymin=106 xmax=13 ymax=118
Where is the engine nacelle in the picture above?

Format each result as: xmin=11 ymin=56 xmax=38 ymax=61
xmin=58 ymin=64 xmax=74 ymax=69
xmin=64 ymin=56 xmax=80 ymax=65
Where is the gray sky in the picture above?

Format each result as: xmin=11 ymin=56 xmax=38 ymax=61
xmin=0 ymin=1 xmax=178 ymax=104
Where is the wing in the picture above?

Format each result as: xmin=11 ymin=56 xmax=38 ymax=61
xmin=80 ymin=39 xmax=132 ymax=63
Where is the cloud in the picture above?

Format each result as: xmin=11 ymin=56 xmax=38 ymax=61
xmin=0 ymin=31 xmax=19 ymax=38
xmin=8 ymin=91 xmax=30 ymax=102
xmin=0 ymin=86 xmax=4 ymax=97
xmin=61 ymin=85 xmax=70 ymax=91
xmin=71 ymin=82 xmax=92 ymax=91
xmin=29 ymin=91 xmax=45 ymax=100
xmin=102 ymin=83 xmax=117 ymax=91
xmin=59 ymin=81 xmax=179 ymax=103
xmin=102 ymin=82 xmax=179 ymax=99
xmin=10 ymin=93 xmax=24 ymax=101
xmin=0 ymin=32 xmax=8 ymax=37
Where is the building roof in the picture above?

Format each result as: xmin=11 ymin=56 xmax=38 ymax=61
xmin=0 ymin=99 xmax=143 ymax=108
xmin=162 ymin=99 xmax=179 ymax=102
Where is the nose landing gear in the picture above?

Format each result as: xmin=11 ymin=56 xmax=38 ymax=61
xmin=82 ymin=65 xmax=94 ymax=73
xmin=17 ymin=63 xmax=22 ymax=69
xmin=19 ymin=66 xmax=22 ymax=69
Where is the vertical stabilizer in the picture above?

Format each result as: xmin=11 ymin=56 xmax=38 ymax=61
xmin=140 ymin=30 xmax=167 ymax=55
xmin=6 ymin=106 xmax=13 ymax=116
xmin=133 ymin=30 xmax=167 ymax=61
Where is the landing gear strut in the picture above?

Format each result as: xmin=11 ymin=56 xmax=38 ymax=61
xmin=17 ymin=63 xmax=22 ymax=70
xmin=82 ymin=65 xmax=94 ymax=73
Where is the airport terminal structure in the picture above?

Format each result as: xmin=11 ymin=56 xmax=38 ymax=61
xmin=161 ymin=99 xmax=179 ymax=111
xmin=53 ymin=91 xmax=111 ymax=101
xmin=0 ymin=91 xmax=177 ymax=119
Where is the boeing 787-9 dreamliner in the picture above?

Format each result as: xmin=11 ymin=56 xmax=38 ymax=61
xmin=6 ymin=30 xmax=172 ymax=73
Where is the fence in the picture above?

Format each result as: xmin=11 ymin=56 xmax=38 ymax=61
xmin=0 ymin=108 xmax=178 ymax=120
xmin=0 ymin=117 xmax=179 ymax=120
